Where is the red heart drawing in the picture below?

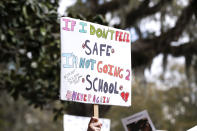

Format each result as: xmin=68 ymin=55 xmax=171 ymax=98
xmin=121 ymin=92 xmax=129 ymax=102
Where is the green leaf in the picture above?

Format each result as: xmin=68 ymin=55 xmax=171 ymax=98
xmin=22 ymin=6 xmax=28 ymax=19
xmin=40 ymin=27 xmax=46 ymax=36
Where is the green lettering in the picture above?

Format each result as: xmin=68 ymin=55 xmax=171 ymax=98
xmin=96 ymin=28 xmax=102 ymax=38
xmin=102 ymin=29 xmax=109 ymax=39
xmin=109 ymin=30 xmax=115 ymax=40
xmin=90 ymin=25 xmax=95 ymax=35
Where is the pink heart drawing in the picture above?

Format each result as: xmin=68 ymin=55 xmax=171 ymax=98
xmin=121 ymin=92 xmax=129 ymax=102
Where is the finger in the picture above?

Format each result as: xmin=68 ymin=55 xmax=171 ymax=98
xmin=93 ymin=121 xmax=102 ymax=128
xmin=92 ymin=127 xmax=101 ymax=131
xmin=89 ymin=117 xmax=99 ymax=123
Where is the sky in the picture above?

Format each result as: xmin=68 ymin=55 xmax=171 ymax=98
xmin=58 ymin=0 xmax=189 ymax=90
xmin=58 ymin=0 xmax=77 ymax=16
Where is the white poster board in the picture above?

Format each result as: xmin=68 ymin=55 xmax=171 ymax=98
xmin=121 ymin=110 xmax=156 ymax=131
xmin=63 ymin=114 xmax=110 ymax=131
xmin=60 ymin=17 xmax=131 ymax=106
xmin=187 ymin=125 xmax=197 ymax=131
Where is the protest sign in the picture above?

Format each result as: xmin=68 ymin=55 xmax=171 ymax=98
xmin=60 ymin=17 xmax=131 ymax=106
xmin=63 ymin=114 xmax=110 ymax=131
xmin=121 ymin=110 xmax=156 ymax=131
xmin=187 ymin=125 xmax=197 ymax=131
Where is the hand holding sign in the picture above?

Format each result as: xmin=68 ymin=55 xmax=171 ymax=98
xmin=87 ymin=117 xmax=102 ymax=131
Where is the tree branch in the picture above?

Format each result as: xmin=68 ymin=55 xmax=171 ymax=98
xmin=166 ymin=42 xmax=197 ymax=57
xmin=158 ymin=0 xmax=197 ymax=45
xmin=95 ymin=0 xmax=129 ymax=15
xmin=125 ymin=0 xmax=172 ymax=28
xmin=131 ymin=0 xmax=197 ymax=68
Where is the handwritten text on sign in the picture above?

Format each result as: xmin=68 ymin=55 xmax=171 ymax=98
xmin=60 ymin=17 xmax=131 ymax=106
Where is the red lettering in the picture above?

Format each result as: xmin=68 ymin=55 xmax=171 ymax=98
xmin=115 ymin=31 xmax=130 ymax=43
xmin=119 ymin=32 xmax=123 ymax=41
xmin=103 ymin=65 xmax=108 ymax=73
xmin=103 ymin=96 xmax=106 ymax=103
xmin=126 ymin=33 xmax=130 ymax=43
xmin=106 ymin=97 xmax=110 ymax=103
xmin=88 ymin=94 xmax=91 ymax=102
xmin=119 ymin=69 xmax=123 ymax=78
xmin=97 ymin=61 xmax=123 ymax=78
xmin=108 ymin=64 xmax=114 ymax=76
xmin=97 ymin=61 xmax=102 ymax=73
xmin=114 ymin=67 xmax=123 ymax=79
xmin=115 ymin=31 xmax=119 ymax=41
xmin=123 ymin=33 xmax=126 ymax=42
xmin=93 ymin=95 xmax=96 ymax=102
xmin=84 ymin=94 xmax=87 ymax=101
xmin=77 ymin=93 xmax=80 ymax=100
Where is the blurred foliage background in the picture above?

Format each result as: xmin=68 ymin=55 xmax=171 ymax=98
xmin=0 ymin=0 xmax=197 ymax=131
